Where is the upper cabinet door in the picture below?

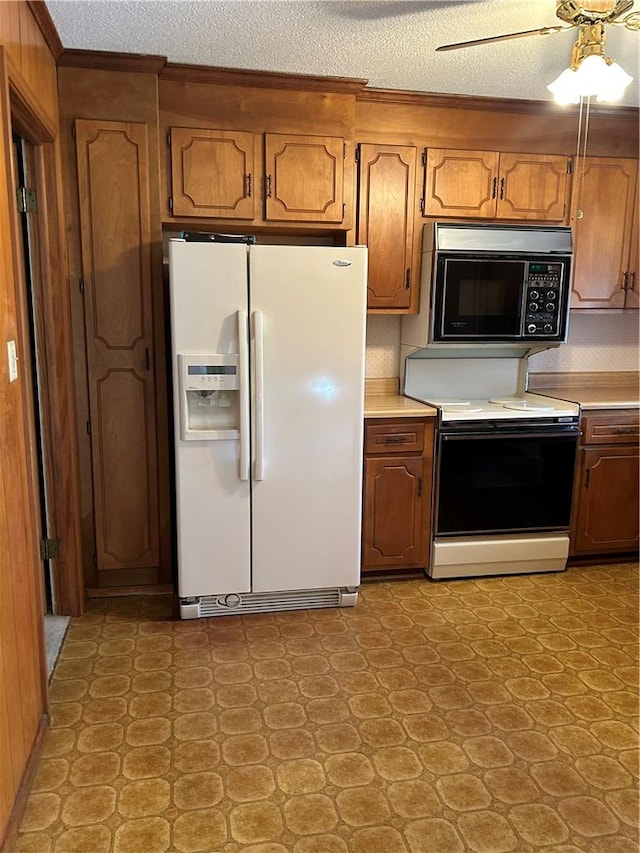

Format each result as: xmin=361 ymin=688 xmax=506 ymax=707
xmin=357 ymin=143 xmax=416 ymax=310
xmin=264 ymin=133 xmax=344 ymax=222
xmin=423 ymin=148 xmax=499 ymax=219
xmin=497 ymin=153 xmax=569 ymax=221
xmin=571 ymin=157 xmax=638 ymax=309
xmin=169 ymin=127 xmax=256 ymax=219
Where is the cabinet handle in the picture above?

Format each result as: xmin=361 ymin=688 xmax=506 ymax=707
xmin=622 ymin=271 xmax=629 ymax=292
xmin=613 ymin=427 xmax=637 ymax=434
xmin=585 ymin=467 xmax=591 ymax=488
xmin=492 ymin=177 xmax=497 ymax=199
xmin=266 ymin=175 xmax=272 ymax=198
xmin=245 ymin=173 xmax=252 ymax=198
xmin=145 ymin=347 xmax=150 ymax=371
xmin=499 ymin=177 xmax=505 ymax=200
xmin=385 ymin=435 xmax=407 ymax=444
xmin=629 ymin=272 xmax=636 ymax=292
xmin=405 ymin=268 xmax=411 ymax=290
xmin=417 ymin=477 xmax=423 ymax=497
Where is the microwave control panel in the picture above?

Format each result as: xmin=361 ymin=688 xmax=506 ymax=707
xmin=524 ymin=263 xmax=564 ymax=336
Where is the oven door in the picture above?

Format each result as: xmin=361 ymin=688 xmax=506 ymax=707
xmin=435 ymin=425 xmax=579 ymax=536
xmin=433 ymin=257 xmax=526 ymax=341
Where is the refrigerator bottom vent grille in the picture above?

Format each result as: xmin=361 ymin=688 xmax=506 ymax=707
xmin=196 ymin=588 xmax=354 ymax=617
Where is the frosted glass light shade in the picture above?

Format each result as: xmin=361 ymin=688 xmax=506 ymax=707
xmin=548 ymin=55 xmax=633 ymax=104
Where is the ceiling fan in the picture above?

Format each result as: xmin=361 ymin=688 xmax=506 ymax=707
xmin=435 ymin=0 xmax=640 ymax=52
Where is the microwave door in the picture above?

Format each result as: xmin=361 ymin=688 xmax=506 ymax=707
xmin=437 ymin=259 xmax=525 ymax=340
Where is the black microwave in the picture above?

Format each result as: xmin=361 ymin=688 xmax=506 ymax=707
xmin=412 ymin=223 xmax=573 ymax=346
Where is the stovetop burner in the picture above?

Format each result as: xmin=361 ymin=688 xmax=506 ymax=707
xmin=489 ymin=397 xmax=555 ymax=412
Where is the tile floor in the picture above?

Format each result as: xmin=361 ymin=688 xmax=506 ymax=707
xmin=13 ymin=562 xmax=639 ymax=853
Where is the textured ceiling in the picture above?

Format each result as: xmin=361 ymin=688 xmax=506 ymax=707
xmin=45 ymin=0 xmax=640 ymax=106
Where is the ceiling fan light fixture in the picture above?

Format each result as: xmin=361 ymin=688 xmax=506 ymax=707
xmin=548 ymin=55 xmax=633 ymax=103
xmin=547 ymin=23 xmax=633 ymax=104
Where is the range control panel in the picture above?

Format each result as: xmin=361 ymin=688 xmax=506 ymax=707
xmin=523 ymin=262 xmax=565 ymax=336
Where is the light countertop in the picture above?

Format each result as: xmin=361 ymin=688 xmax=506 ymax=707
xmin=528 ymin=372 xmax=639 ymax=410
xmin=364 ymin=378 xmax=437 ymax=419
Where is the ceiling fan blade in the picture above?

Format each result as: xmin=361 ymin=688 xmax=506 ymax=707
xmin=435 ymin=25 xmax=570 ymax=51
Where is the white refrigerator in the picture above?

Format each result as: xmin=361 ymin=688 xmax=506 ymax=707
xmin=168 ymin=237 xmax=367 ymax=619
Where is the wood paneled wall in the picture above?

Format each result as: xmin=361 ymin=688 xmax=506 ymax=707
xmin=0 ymin=2 xmax=82 ymax=848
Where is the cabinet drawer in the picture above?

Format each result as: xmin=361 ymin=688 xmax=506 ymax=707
xmin=365 ymin=422 xmax=425 ymax=454
xmin=582 ymin=410 xmax=640 ymax=445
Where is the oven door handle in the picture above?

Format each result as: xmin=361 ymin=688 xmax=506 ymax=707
xmin=440 ymin=429 xmax=580 ymax=441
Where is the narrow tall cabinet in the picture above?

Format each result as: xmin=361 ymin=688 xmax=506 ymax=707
xmin=75 ymin=119 xmax=164 ymax=586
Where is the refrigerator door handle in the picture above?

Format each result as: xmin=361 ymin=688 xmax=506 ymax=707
xmin=238 ymin=309 xmax=250 ymax=481
xmin=253 ymin=310 xmax=265 ymax=481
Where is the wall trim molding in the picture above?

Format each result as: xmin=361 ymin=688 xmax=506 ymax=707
xmin=27 ymin=1 xmax=64 ymax=60
xmin=58 ymin=49 xmax=167 ymax=74
xmin=0 ymin=716 xmax=49 ymax=853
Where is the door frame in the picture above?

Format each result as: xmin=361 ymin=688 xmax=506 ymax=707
xmin=4 ymin=51 xmax=84 ymax=616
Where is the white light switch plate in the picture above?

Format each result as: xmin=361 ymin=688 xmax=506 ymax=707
xmin=7 ymin=340 xmax=18 ymax=382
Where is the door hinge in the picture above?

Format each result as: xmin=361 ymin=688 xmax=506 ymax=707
xmin=167 ymin=132 xmax=171 ymax=147
xmin=355 ymin=145 xmax=360 ymax=163
xmin=343 ymin=142 xmax=347 ymax=159
xmin=79 ymin=278 xmax=85 ymax=293
xmin=40 ymin=538 xmax=59 ymax=560
xmin=16 ymin=186 xmax=37 ymax=213
xmin=86 ymin=419 xmax=91 ymax=435
xmin=342 ymin=203 xmax=346 ymax=218
xmin=168 ymin=197 xmax=174 ymax=213
xmin=421 ymin=150 xmax=427 ymax=167
xmin=567 ymin=158 xmax=573 ymax=174
xmin=419 ymin=197 xmax=425 ymax=215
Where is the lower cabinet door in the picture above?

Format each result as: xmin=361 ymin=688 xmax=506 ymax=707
xmin=362 ymin=456 xmax=427 ymax=570
xmin=571 ymin=445 xmax=640 ymax=554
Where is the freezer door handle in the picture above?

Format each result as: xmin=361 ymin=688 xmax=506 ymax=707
xmin=238 ymin=310 xmax=250 ymax=481
xmin=253 ymin=310 xmax=265 ymax=481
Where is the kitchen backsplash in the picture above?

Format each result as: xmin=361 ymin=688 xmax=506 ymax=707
xmin=365 ymin=312 xmax=639 ymax=378
xmin=365 ymin=315 xmax=402 ymax=377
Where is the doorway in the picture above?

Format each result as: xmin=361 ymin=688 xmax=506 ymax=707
xmin=11 ymin=133 xmax=69 ymax=673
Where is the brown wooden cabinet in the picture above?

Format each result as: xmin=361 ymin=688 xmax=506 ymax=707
xmin=75 ymin=118 xmax=163 ymax=585
xmin=423 ymin=148 xmax=570 ymax=222
xmin=571 ymin=409 xmax=640 ymax=556
xmin=169 ymin=127 xmax=346 ymax=224
xmin=361 ymin=418 xmax=434 ymax=572
xmin=357 ymin=143 xmax=417 ymax=311
xmin=169 ymin=127 xmax=256 ymax=219
xmin=570 ymin=157 xmax=638 ymax=309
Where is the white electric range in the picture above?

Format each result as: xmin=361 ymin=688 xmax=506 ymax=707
xmin=403 ymin=350 xmax=581 ymax=580
xmin=424 ymin=393 xmax=580 ymax=422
